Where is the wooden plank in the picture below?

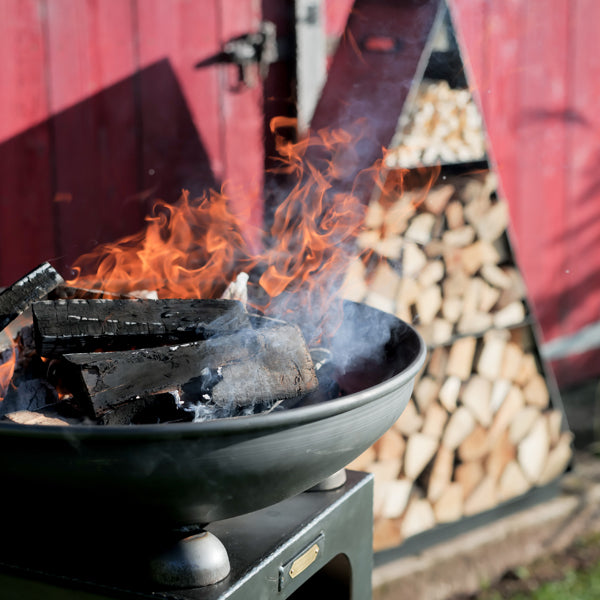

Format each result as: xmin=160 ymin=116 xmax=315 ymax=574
xmin=561 ymin=0 xmax=600 ymax=339
xmin=133 ymin=0 xmax=264 ymax=251
xmin=32 ymin=298 xmax=249 ymax=355
xmin=447 ymin=1 xmax=487 ymax=112
xmin=0 ymin=263 xmax=63 ymax=330
xmin=59 ymin=319 xmax=317 ymax=416
xmin=310 ymin=0 xmax=440 ymax=201
xmin=45 ymin=0 xmax=143 ymax=274
xmin=451 ymin=0 xmax=580 ymax=350
xmin=513 ymin=0 xmax=570 ymax=342
xmin=449 ymin=0 xmax=600 ymax=385
xmin=0 ymin=0 xmax=54 ymax=285
xmin=135 ymin=0 xmax=222 ymax=211
xmin=217 ymin=0 xmax=265 ymax=249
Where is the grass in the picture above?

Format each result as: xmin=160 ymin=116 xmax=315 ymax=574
xmin=483 ymin=566 xmax=600 ymax=600
xmin=457 ymin=532 xmax=600 ymax=600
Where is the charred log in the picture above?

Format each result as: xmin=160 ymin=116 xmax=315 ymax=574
xmin=98 ymin=392 xmax=190 ymax=426
xmin=0 ymin=379 xmax=58 ymax=417
xmin=0 ymin=263 xmax=64 ymax=331
xmin=33 ymin=298 xmax=250 ymax=356
xmin=55 ymin=318 xmax=318 ymax=418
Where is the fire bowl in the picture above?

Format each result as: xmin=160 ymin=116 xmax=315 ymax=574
xmin=0 ymin=301 xmax=425 ymax=529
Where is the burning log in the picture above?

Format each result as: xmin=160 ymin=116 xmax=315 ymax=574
xmin=98 ymin=392 xmax=187 ymax=426
xmin=0 ymin=263 xmax=64 ymax=331
xmin=33 ymin=298 xmax=250 ymax=357
xmin=54 ymin=317 xmax=318 ymax=418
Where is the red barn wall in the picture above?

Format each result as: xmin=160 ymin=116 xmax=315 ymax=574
xmin=0 ymin=0 xmax=265 ymax=283
xmin=3 ymin=0 xmax=600 ymax=387
xmin=449 ymin=0 xmax=600 ymax=386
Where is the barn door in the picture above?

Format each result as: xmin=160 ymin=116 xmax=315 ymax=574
xmin=0 ymin=0 xmax=267 ymax=284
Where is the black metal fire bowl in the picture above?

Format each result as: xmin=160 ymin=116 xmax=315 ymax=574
xmin=0 ymin=301 xmax=425 ymax=530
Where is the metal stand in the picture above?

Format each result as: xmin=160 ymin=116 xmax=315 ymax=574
xmin=149 ymin=530 xmax=231 ymax=587
xmin=0 ymin=470 xmax=374 ymax=600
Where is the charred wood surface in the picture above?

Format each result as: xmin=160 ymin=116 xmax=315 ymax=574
xmin=0 ymin=263 xmax=64 ymax=331
xmin=97 ymin=392 xmax=189 ymax=425
xmin=33 ymin=298 xmax=250 ymax=356
xmin=0 ymin=379 xmax=58 ymax=417
xmin=58 ymin=318 xmax=318 ymax=417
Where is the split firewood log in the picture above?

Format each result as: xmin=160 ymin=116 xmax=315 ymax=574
xmin=454 ymin=461 xmax=484 ymax=500
xmin=0 ymin=263 xmax=64 ymax=331
xmin=393 ymin=399 xmax=424 ymax=436
xmin=439 ymin=375 xmax=461 ymax=412
xmin=401 ymin=497 xmax=436 ymax=539
xmin=539 ymin=432 xmax=574 ymax=485
xmin=464 ymin=475 xmax=497 ymax=516
xmin=486 ymin=429 xmax=516 ymax=482
xmin=458 ymin=425 xmax=491 ymax=462
xmin=346 ymin=446 xmax=376 ymax=471
xmin=404 ymin=432 xmax=438 ymax=480
xmin=375 ymin=428 xmax=406 ymax=462
xmin=442 ymin=406 xmax=476 ymax=450
xmin=54 ymin=318 xmax=317 ymax=418
xmin=498 ymin=461 xmax=531 ymax=502
xmin=422 ymin=401 xmax=449 ymax=440
xmin=433 ymin=482 xmax=464 ymax=523
xmin=33 ymin=298 xmax=251 ymax=356
xmin=426 ymin=444 xmax=454 ymax=503
xmin=380 ymin=479 xmax=413 ymax=519
xmin=446 ymin=336 xmax=477 ymax=380
xmin=373 ymin=518 xmax=402 ymax=552
xmin=518 ymin=416 xmax=550 ymax=484
xmin=413 ymin=376 xmax=440 ymax=413
xmin=461 ymin=375 xmax=493 ymax=427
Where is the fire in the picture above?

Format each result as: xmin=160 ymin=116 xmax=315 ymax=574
xmin=67 ymin=119 xmax=403 ymax=343
xmin=0 ymin=339 xmax=16 ymax=403
xmin=69 ymin=190 xmax=252 ymax=300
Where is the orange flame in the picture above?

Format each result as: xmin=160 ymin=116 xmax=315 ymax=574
xmin=0 ymin=340 xmax=16 ymax=403
xmin=67 ymin=120 xmax=412 ymax=343
xmin=70 ymin=189 xmax=252 ymax=300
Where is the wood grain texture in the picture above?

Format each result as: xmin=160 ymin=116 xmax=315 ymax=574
xmin=450 ymin=0 xmax=600 ymax=384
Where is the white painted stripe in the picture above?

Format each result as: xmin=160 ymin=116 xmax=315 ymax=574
xmin=541 ymin=320 xmax=600 ymax=360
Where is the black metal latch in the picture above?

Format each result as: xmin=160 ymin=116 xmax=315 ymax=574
xmin=222 ymin=21 xmax=278 ymax=88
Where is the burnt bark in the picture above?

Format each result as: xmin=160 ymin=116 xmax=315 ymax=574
xmin=0 ymin=263 xmax=64 ymax=331
xmin=33 ymin=298 xmax=250 ymax=356
xmin=57 ymin=318 xmax=318 ymax=418
xmin=97 ymin=392 xmax=189 ymax=425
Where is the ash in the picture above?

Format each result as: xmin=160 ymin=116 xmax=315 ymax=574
xmin=184 ymin=398 xmax=280 ymax=423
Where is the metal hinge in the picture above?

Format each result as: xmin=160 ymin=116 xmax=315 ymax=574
xmin=222 ymin=21 xmax=278 ymax=88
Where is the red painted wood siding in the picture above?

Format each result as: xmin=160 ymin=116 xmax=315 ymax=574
xmin=0 ymin=0 xmax=55 ymax=283
xmin=0 ymin=0 xmax=264 ymax=283
xmin=450 ymin=0 xmax=600 ymax=386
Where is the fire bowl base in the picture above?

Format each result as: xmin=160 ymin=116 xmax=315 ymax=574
xmin=0 ymin=470 xmax=374 ymax=599
xmin=149 ymin=531 xmax=231 ymax=587
xmin=307 ymin=468 xmax=348 ymax=491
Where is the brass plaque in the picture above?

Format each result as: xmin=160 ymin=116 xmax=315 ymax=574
xmin=279 ymin=533 xmax=325 ymax=590
xmin=289 ymin=543 xmax=320 ymax=579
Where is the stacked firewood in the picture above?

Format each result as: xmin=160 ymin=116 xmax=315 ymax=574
xmin=343 ymin=171 xmax=526 ymax=346
xmin=341 ymin=169 xmax=573 ymax=551
xmin=385 ymin=80 xmax=486 ymax=168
